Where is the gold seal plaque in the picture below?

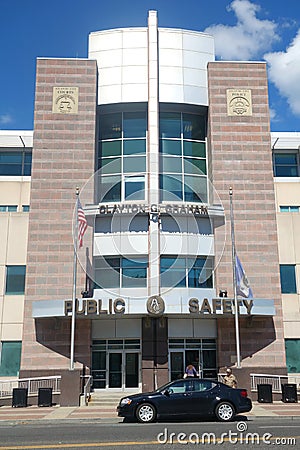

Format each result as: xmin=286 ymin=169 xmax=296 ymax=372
xmin=227 ymin=89 xmax=252 ymax=116
xmin=52 ymin=87 xmax=79 ymax=114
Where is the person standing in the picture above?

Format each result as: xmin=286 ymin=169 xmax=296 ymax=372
xmin=224 ymin=368 xmax=237 ymax=388
xmin=184 ymin=364 xmax=198 ymax=378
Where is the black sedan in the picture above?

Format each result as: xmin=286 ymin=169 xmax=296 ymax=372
xmin=117 ymin=378 xmax=252 ymax=423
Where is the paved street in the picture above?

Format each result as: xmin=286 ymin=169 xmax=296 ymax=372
xmin=0 ymin=417 xmax=299 ymax=449
xmin=0 ymin=399 xmax=300 ymax=449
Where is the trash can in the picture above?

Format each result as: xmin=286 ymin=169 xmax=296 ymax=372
xmin=12 ymin=388 xmax=28 ymax=407
xmin=257 ymin=384 xmax=273 ymax=403
xmin=38 ymin=387 xmax=53 ymax=407
xmin=281 ymin=384 xmax=298 ymax=403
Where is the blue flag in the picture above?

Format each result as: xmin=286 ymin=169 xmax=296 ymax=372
xmin=235 ymin=255 xmax=253 ymax=298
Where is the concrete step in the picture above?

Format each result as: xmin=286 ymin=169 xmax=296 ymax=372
xmin=88 ymin=391 xmax=139 ymax=407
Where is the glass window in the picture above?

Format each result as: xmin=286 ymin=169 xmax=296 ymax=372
xmin=22 ymin=205 xmax=30 ymax=212
xmin=160 ymin=112 xmax=181 ymax=138
xmin=160 ymin=174 xmax=182 ymax=201
xmin=0 ymin=341 xmax=22 ymax=376
xmin=161 ymin=156 xmax=182 ymax=173
xmin=123 ymin=139 xmax=146 ymax=155
xmin=123 ymin=112 xmax=146 ymax=138
xmin=99 ymin=113 xmax=122 ymax=140
xmin=280 ymin=206 xmax=299 ymax=212
xmin=280 ymin=264 xmax=297 ymax=293
xmin=182 ymin=113 xmax=205 ymax=140
xmin=122 ymin=257 xmax=148 ymax=288
xmin=100 ymin=157 xmax=121 ymax=175
xmin=160 ymin=139 xmax=181 ymax=155
xmin=184 ymin=175 xmax=207 ymax=203
xmin=100 ymin=141 xmax=122 ymax=157
xmin=100 ymin=176 xmax=121 ymax=202
xmin=274 ymin=153 xmax=298 ymax=177
xmin=5 ymin=266 xmax=26 ymax=295
xmin=168 ymin=380 xmax=187 ymax=393
xmin=24 ymin=153 xmax=32 ymax=176
xmin=161 ymin=215 xmax=181 ymax=233
xmin=285 ymin=339 xmax=300 ymax=373
xmin=123 ymin=156 xmax=146 ymax=173
xmin=0 ymin=151 xmax=32 ymax=176
xmin=128 ymin=215 xmax=148 ymax=232
xmin=184 ymin=158 xmax=206 ymax=175
xmin=183 ymin=141 xmax=206 ymax=158
xmin=160 ymin=257 xmax=186 ymax=288
xmin=280 ymin=206 xmax=289 ymax=212
xmin=0 ymin=205 xmax=17 ymax=212
xmin=94 ymin=257 xmax=120 ymax=289
xmin=193 ymin=380 xmax=215 ymax=392
xmin=125 ymin=176 xmax=145 ymax=200
xmin=188 ymin=257 xmax=213 ymax=288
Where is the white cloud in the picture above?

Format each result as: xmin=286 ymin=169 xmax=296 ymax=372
xmin=0 ymin=114 xmax=13 ymax=125
xmin=265 ymin=31 xmax=300 ymax=116
xmin=204 ymin=0 xmax=279 ymax=60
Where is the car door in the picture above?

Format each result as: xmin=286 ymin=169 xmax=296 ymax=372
xmin=158 ymin=379 xmax=194 ymax=416
xmin=187 ymin=379 xmax=217 ymax=416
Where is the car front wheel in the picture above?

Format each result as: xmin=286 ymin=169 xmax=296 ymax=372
xmin=136 ymin=403 xmax=157 ymax=423
xmin=215 ymin=402 xmax=235 ymax=422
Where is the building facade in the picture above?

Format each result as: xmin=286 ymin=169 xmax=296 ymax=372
xmin=0 ymin=11 xmax=299 ymax=402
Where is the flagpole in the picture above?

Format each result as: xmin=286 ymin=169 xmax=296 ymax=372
xmin=70 ymin=186 xmax=79 ymax=371
xmin=229 ymin=186 xmax=241 ymax=368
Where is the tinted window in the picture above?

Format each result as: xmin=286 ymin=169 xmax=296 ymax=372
xmin=193 ymin=380 xmax=216 ymax=392
xmin=280 ymin=264 xmax=297 ymax=293
xmin=0 ymin=341 xmax=22 ymax=376
xmin=5 ymin=266 xmax=26 ymax=295
xmin=274 ymin=153 xmax=298 ymax=177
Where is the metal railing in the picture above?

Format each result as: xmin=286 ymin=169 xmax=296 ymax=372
xmin=250 ymin=373 xmax=291 ymax=392
xmin=0 ymin=376 xmax=61 ymax=399
xmin=81 ymin=375 xmax=93 ymax=406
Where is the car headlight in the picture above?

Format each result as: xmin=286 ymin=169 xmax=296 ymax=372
xmin=120 ymin=397 xmax=132 ymax=406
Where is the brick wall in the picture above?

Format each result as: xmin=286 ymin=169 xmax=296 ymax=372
xmin=208 ymin=62 xmax=286 ymax=369
xmin=20 ymin=58 xmax=97 ymax=372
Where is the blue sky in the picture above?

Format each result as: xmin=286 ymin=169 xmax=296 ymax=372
xmin=0 ymin=0 xmax=299 ymax=131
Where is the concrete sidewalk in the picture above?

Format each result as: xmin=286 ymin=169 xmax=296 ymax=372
xmin=0 ymin=401 xmax=300 ymax=422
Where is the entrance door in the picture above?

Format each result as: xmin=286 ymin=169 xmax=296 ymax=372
xmin=169 ymin=350 xmax=202 ymax=380
xmin=185 ymin=350 xmax=203 ymax=378
xmin=125 ymin=352 xmax=139 ymax=387
xmin=109 ymin=353 xmax=122 ymax=388
xmin=108 ymin=351 xmax=139 ymax=389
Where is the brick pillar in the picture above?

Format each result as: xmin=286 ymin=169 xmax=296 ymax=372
xmin=20 ymin=59 xmax=97 ymax=401
xmin=207 ymin=62 xmax=286 ymax=373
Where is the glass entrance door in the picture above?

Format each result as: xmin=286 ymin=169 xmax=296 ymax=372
xmin=108 ymin=351 xmax=139 ymax=389
xmin=170 ymin=350 xmax=201 ymax=380
xmin=92 ymin=339 xmax=140 ymax=390
xmin=169 ymin=339 xmax=217 ymax=381
xmin=109 ymin=353 xmax=122 ymax=388
xmin=125 ymin=352 xmax=139 ymax=387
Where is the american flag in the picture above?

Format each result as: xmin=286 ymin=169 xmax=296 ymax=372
xmin=77 ymin=198 xmax=88 ymax=248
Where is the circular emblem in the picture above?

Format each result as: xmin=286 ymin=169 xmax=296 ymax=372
xmin=229 ymin=96 xmax=250 ymax=115
xmin=146 ymin=295 xmax=165 ymax=316
xmin=56 ymin=94 xmax=76 ymax=113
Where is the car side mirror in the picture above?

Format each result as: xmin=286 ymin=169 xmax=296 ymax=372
xmin=163 ymin=388 xmax=173 ymax=396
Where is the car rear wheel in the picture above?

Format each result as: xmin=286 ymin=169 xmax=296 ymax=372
xmin=215 ymin=402 xmax=235 ymax=422
xmin=136 ymin=403 xmax=156 ymax=423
